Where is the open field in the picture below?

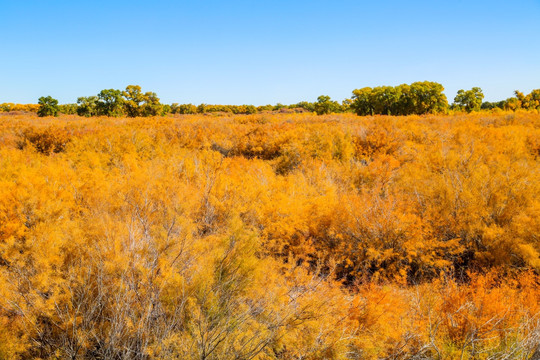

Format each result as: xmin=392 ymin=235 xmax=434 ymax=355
xmin=0 ymin=112 xmax=539 ymax=359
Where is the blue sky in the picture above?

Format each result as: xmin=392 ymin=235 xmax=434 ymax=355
xmin=1 ymin=0 xmax=539 ymax=105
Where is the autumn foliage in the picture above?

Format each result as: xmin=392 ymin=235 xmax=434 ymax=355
xmin=0 ymin=111 xmax=539 ymax=359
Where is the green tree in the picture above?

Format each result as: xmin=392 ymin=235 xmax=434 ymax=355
xmin=37 ymin=96 xmax=59 ymax=117
xmin=197 ymin=103 xmax=207 ymax=114
xmin=172 ymin=103 xmax=198 ymax=114
xmin=351 ymin=82 xmax=448 ymax=116
xmin=523 ymin=89 xmax=540 ymax=110
xmin=341 ymin=98 xmax=354 ymax=112
xmin=122 ymin=85 xmax=162 ymax=117
xmin=244 ymin=105 xmax=257 ymax=114
xmin=77 ymin=96 xmax=99 ymax=117
xmin=514 ymin=90 xmax=526 ymax=104
xmin=504 ymin=97 xmax=521 ymax=111
xmin=292 ymin=101 xmax=316 ymax=112
xmin=96 ymin=89 xmax=125 ymax=117
xmin=371 ymin=86 xmax=402 ymax=115
xmin=257 ymin=104 xmax=274 ymax=112
xmin=406 ymin=81 xmax=448 ymax=114
xmin=481 ymin=101 xmax=505 ymax=110
xmin=351 ymin=87 xmax=375 ymax=116
xmin=140 ymin=91 xmax=162 ymax=116
xmin=273 ymin=103 xmax=286 ymax=111
xmin=58 ymin=103 xmax=78 ymax=115
xmin=454 ymin=87 xmax=484 ymax=112
xmin=161 ymin=104 xmax=172 ymax=115
xmin=314 ymin=95 xmax=341 ymax=115
xmin=122 ymin=85 xmax=145 ymax=117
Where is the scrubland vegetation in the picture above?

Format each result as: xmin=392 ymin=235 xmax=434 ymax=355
xmin=0 ymin=110 xmax=539 ymax=359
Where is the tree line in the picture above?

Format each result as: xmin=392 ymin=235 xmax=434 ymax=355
xmin=1 ymin=82 xmax=539 ymax=117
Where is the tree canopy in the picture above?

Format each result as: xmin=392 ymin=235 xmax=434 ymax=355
xmin=454 ymin=87 xmax=484 ymax=112
xmin=351 ymin=81 xmax=448 ymax=116
xmin=37 ymin=96 xmax=59 ymax=117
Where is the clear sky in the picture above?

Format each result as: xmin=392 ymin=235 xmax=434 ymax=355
xmin=1 ymin=0 xmax=539 ymax=105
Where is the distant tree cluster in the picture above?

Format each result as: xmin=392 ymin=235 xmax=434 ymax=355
xmin=171 ymin=103 xmax=258 ymax=115
xmin=350 ymin=81 xmax=449 ymax=116
xmin=7 ymin=83 xmax=538 ymax=117
xmin=506 ymin=89 xmax=540 ymax=110
xmin=458 ymin=88 xmax=540 ymax=112
xmin=75 ymin=85 xmax=162 ymax=118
